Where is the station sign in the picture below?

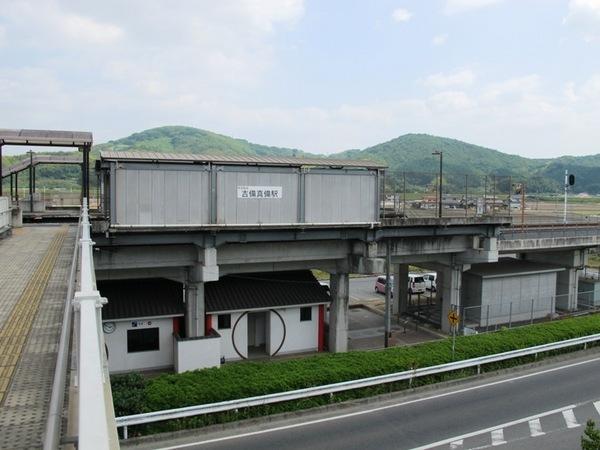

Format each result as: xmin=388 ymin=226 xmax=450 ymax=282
xmin=237 ymin=186 xmax=283 ymax=199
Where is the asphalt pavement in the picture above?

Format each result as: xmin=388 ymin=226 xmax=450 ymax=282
xmin=135 ymin=352 xmax=600 ymax=450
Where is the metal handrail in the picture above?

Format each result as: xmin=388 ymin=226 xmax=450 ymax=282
xmin=72 ymin=199 xmax=120 ymax=449
xmin=116 ymin=332 xmax=600 ymax=437
xmin=42 ymin=211 xmax=81 ymax=450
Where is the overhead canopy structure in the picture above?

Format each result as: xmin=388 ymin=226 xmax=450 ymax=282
xmin=0 ymin=129 xmax=92 ymax=147
xmin=0 ymin=128 xmax=93 ymax=200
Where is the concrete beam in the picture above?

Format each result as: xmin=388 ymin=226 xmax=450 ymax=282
xmin=95 ymin=267 xmax=185 ymax=282
xmin=382 ymin=235 xmax=474 ymax=258
xmin=220 ymin=259 xmax=340 ymax=276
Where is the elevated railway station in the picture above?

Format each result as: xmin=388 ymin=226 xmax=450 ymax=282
xmin=0 ymin=129 xmax=599 ymax=449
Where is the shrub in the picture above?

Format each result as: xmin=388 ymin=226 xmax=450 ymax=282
xmin=112 ymin=314 xmax=600 ymax=436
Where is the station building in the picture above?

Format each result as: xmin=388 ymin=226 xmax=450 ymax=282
xmin=99 ymin=271 xmax=330 ymax=373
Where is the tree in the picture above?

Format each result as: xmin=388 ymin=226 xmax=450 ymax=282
xmin=582 ymin=419 xmax=600 ymax=449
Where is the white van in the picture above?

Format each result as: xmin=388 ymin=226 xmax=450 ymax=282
xmin=374 ymin=275 xmax=426 ymax=296
xmin=408 ymin=274 xmax=426 ymax=295
xmin=423 ymin=273 xmax=437 ymax=292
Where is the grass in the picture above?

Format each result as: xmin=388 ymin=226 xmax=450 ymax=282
xmin=112 ymin=313 xmax=600 ymax=437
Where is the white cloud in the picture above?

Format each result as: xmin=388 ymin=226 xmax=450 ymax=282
xmin=422 ymin=69 xmax=476 ymax=89
xmin=391 ymin=8 xmax=412 ymax=23
xmin=564 ymin=0 xmax=600 ymax=42
xmin=0 ymin=25 xmax=6 ymax=47
xmin=481 ymin=75 xmax=541 ymax=102
xmin=444 ymin=0 xmax=504 ymax=14
xmin=62 ymin=13 xmax=123 ymax=44
xmin=432 ymin=34 xmax=448 ymax=45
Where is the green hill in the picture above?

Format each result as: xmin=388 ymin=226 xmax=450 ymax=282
xmin=93 ymin=126 xmax=313 ymax=158
xmin=2 ymin=126 xmax=600 ymax=194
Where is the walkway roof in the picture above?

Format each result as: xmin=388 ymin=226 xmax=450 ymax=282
xmin=0 ymin=129 xmax=92 ymax=147
xmin=100 ymin=150 xmax=387 ymax=169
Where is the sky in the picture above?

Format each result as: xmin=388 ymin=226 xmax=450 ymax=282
xmin=1 ymin=0 xmax=600 ymax=157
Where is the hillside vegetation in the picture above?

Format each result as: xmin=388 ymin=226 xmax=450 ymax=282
xmin=2 ymin=126 xmax=600 ymax=194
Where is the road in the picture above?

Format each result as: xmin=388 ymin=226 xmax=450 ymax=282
xmin=142 ymin=353 xmax=600 ymax=450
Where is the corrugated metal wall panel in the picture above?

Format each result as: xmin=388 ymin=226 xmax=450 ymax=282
xmin=305 ymin=172 xmax=376 ymax=223
xmin=112 ymin=163 xmax=379 ymax=225
xmin=115 ymin=167 xmax=209 ymax=225
xmin=216 ymin=170 xmax=299 ymax=224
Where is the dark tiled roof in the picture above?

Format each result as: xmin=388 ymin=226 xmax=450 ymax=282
xmin=99 ymin=271 xmax=330 ymax=320
xmin=205 ymin=271 xmax=331 ymax=313
xmin=99 ymin=278 xmax=184 ymax=320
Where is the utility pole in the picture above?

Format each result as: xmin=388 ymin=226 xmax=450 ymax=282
xmin=384 ymin=239 xmax=392 ymax=348
xmin=432 ymin=151 xmax=443 ymax=218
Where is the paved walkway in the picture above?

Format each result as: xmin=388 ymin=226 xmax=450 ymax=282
xmin=0 ymin=225 xmax=75 ymax=449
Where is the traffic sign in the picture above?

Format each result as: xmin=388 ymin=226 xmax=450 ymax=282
xmin=447 ymin=310 xmax=459 ymax=326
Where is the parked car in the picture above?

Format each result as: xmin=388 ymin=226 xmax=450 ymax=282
xmin=423 ymin=273 xmax=437 ymax=292
xmin=408 ymin=274 xmax=426 ymax=295
xmin=374 ymin=276 xmax=392 ymax=296
xmin=374 ymin=275 xmax=426 ymax=296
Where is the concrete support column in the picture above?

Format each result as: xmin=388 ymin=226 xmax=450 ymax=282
xmin=392 ymin=264 xmax=409 ymax=315
xmin=328 ymin=272 xmax=349 ymax=353
xmin=185 ymin=246 xmax=219 ymax=338
xmin=185 ymin=281 xmax=205 ymax=338
xmin=440 ymin=265 xmax=463 ymax=333
xmin=556 ymin=268 xmax=579 ymax=311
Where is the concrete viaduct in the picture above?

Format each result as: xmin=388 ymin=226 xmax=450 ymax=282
xmin=91 ymin=216 xmax=600 ymax=349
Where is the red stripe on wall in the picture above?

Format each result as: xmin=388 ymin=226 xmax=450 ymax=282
xmin=205 ymin=314 xmax=212 ymax=336
xmin=318 ymin=305 xmax=325 ymax=352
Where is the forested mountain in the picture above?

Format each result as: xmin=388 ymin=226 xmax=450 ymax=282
xmin=93 ymin=126 xmax=311 ymax=158
xmin=2 ymin=126 xmax=599 ymax=194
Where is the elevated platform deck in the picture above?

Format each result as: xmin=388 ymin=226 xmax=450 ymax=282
xmin=0 ymin=225 xmax=75 ymax=449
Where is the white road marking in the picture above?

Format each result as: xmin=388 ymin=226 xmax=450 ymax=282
xmin=528 ymin=418 xmax=545 ymax=437
xmin=594 ymin=401 xmax=600 ymax=416
xmin=449 ymin=439 xmax=463 ymax=449
xmin=153 ymin=356 xmax=600 ymax=450
xmin=491 ymin=429 xmax=506 ymax=446
xmin=562 ymin=409 xmax=580 ymax=428
xmin=411 ymin=405 xmax=576 ymax=450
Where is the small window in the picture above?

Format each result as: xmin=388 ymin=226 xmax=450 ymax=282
xmin=218 ymin=314 xmax=231 ymax=329
xmin=127 ymin=328 xmax=159 ymax=353
xmin=300 ymin=307 xmax=312 ymax=321
xmin=378 ymin=277 xmax=386 ymax=284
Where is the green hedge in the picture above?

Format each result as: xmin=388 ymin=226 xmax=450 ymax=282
xmin=112 ymin=314 xmax=600 ymax=436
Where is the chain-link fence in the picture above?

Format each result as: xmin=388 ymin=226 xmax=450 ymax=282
xmin=458 ymin=290 xmax=599 ymax=333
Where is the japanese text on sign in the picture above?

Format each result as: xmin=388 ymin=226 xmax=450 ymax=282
xmin=237 ymin=186 xmax=283 ymax=199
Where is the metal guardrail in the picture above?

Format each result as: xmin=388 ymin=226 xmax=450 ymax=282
xmin=116 ymin=332 xmax=600 ymax=438
xmin=71 ymin=199 xmax=120 ymax=449
xmin=42 ymin=209 xmax=81 ymax=450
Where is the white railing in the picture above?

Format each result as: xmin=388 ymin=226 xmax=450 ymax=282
xmin=73 ymin=199 xmax=120 ymax=449
xmin=116 ymin=332 xmax=600 ymax=438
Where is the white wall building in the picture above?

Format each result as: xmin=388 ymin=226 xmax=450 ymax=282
xmin=100 ymin=271 xmax=330 ymax=373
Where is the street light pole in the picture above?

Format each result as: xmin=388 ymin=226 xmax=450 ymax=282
xmin=433 ymin=151 xmax=443 ymax=218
